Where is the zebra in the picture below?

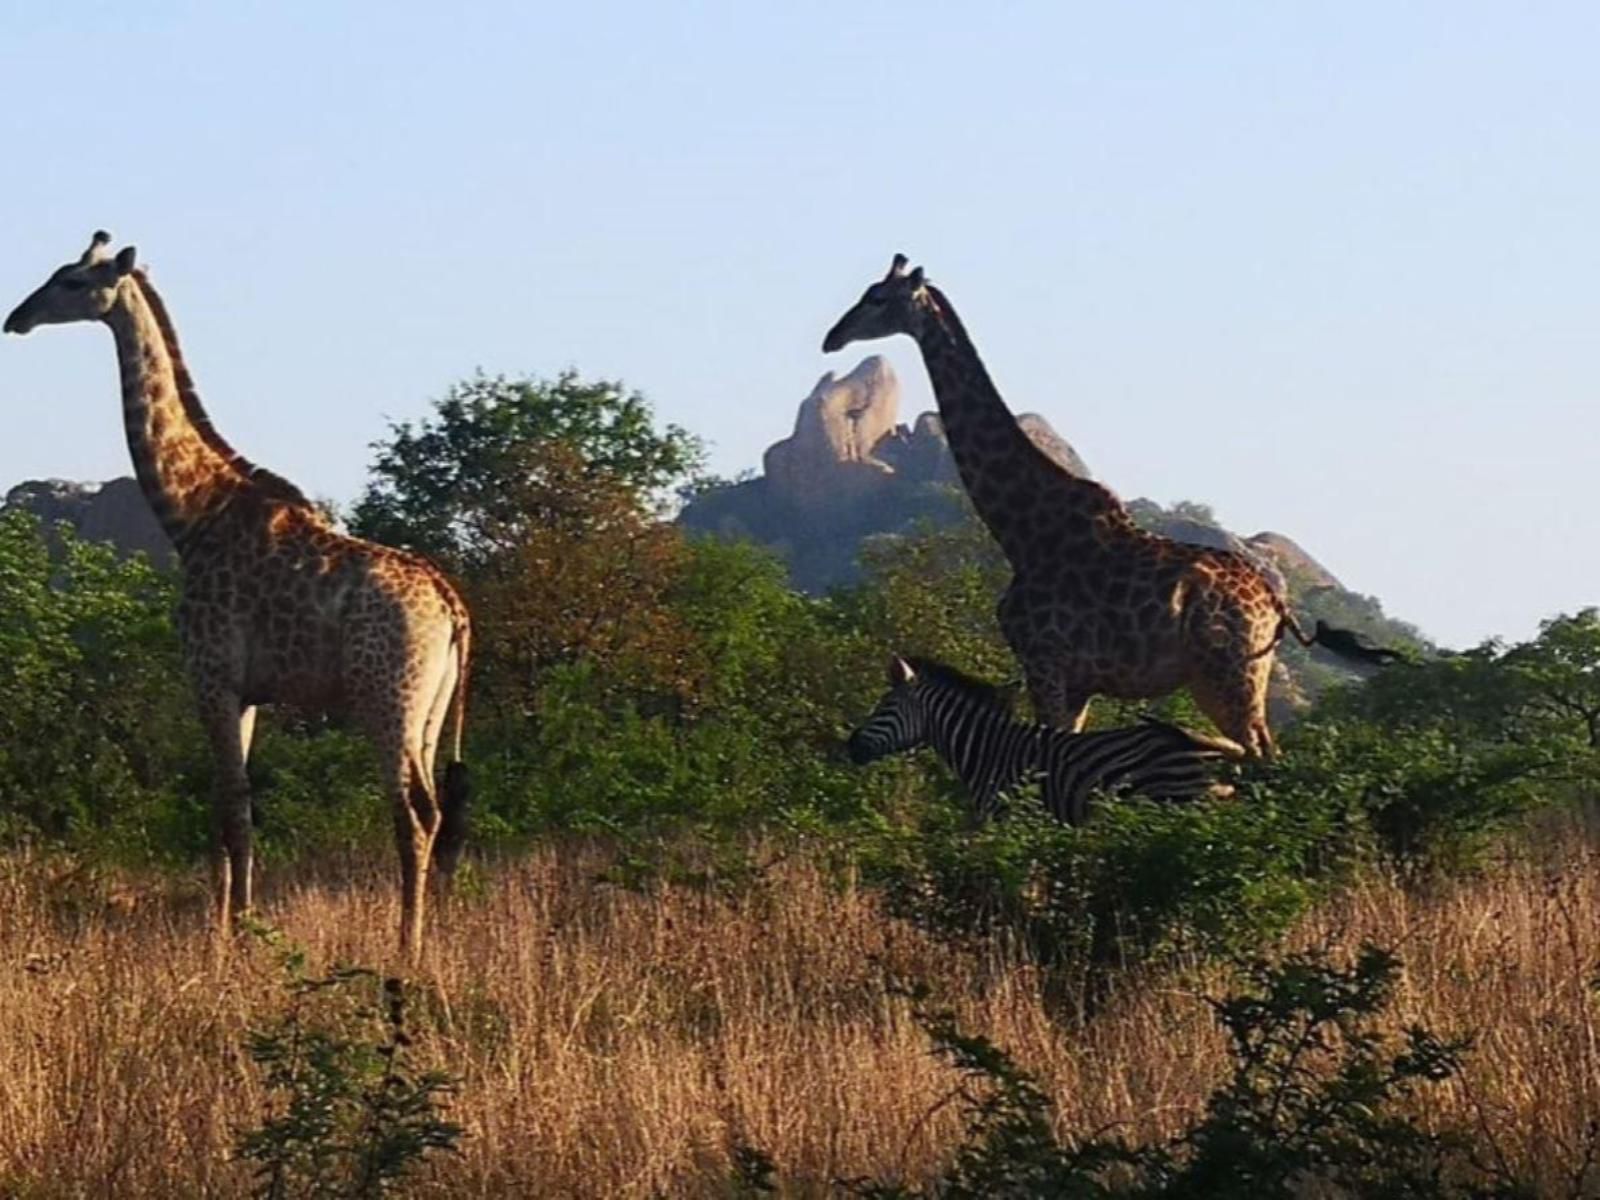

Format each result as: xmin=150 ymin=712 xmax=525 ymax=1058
xmin=847 ymin=656 xmax=1243 ymax=825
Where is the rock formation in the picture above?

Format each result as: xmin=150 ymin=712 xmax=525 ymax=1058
xmin=763 ymin=357 xmax=901 ymax=509
xmin=682 ymin=356 xmax=1099 ymax=591
xmin=1245 ymin=531 xmax=1343 ymax=592
xmin=3 ymin=477 xmax=173 ymax=565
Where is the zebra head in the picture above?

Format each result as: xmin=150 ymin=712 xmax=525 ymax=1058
xmin=847 ymin=657 xmax=930 ymax=765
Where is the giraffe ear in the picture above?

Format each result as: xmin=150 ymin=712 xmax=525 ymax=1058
xmin=114 ymin=246 xmax=138 ymax=276
xmin=887 ymin=656 xmax=916 ymax=686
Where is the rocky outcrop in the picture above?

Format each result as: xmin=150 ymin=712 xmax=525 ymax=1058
xmin=1246 ymin=531 xmax=1343 ymax=592
xmin=1124 ymin=498 xmax=1289 ymax=590
xmin=3 ymin=477 xmax=173 ymax=565
xmin=680 ymin=355 xmax=1100 ymax=591
xmin=877 ymin=411 xmax=1093 ymax=484
xmin=1016 ymin=414 xmax=1093 ymax=479
xmin=763 ymin=357 xmax=902 ymax=509
xmin=1126 ymin=512 xmax=1343 ymax=604
xmin=758 ymin=356 xmax=1095 ymax=515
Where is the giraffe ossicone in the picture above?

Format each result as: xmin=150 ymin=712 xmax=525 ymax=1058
xmin=82 ymin=230 xmax=113 ymax=264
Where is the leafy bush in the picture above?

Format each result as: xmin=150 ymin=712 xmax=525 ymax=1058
xmin=860 ymin=783 xmax=1341 ymax=995
xmin=1268 ymin=717 xmax=1552 ymax=876
xmin=236 ymin=927 xmax=462 ymax=1198
xmin=246 ymin=725 xmax=388 ymax=860
xmin=845 ymin=946 xmax=1532 ymax=1199
xmin=468 ymin=655 xmax=874 ymax=843
xmin=1280 ymin=620 xmax=1600 ymax=874
xmin=0 ymin=509 xmax=197 ymax=853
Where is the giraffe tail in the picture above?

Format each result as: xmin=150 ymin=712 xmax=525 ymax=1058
xmin=1255 ymin=594 xmax=1404 ymax=667
xmin=446 ymin=613 xmax=471 ymax=767
xmin=1248 ymin=595 xmax=1318 ymax=660
xmin=434 ymin=615 xmax=472 ymax=878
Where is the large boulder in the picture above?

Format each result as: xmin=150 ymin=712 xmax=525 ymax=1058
xmin=880 ymin=410 xmax=1092 ymax=483
xmin=1017 ymin=413 xmax=1093 ymax=479
xmin=3 ymin=477 xmax=173 ymax=565
xmin=682 ymin=357 xmax=1097 ymax=592
xmin=1246 ymin=531 xmax=1343 ymax=592
xmin=1127 ymin=503 xmax=1328 ymax=598
xmin=756 ymin=353 xmax=1095 ymax=514
xmin=762 ymin=356 xmax=901 ymax=510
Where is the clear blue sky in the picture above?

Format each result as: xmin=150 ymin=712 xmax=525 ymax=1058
xmin=1 ymin=3 xmax=1594 ymax=648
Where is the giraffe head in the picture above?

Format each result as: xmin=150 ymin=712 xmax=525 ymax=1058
xmin=4 ymin=231 xmax=138 ymax=335
xmin=821 ymin=254 xmax=930 ymax=352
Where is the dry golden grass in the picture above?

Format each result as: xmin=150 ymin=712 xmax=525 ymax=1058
xmin=1 ymin=830 xmax=1598 ymax=1197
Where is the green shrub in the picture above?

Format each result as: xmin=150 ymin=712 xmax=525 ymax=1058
xmin=844 ymin=947 xmax=1532 ymax=1199
xmin=859 ymin=782 xmax=1342 ymax=990
xmin=0 ymin=510 xmax=197 ymax=855
xmin=235 ymin=926 xmax=462 ymax=1199
xmin=1272 ymin=711 xmax=1556 ymax=876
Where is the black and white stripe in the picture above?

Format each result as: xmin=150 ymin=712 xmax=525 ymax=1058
xmin=848 ymin=657 xmax=1238 ymax=825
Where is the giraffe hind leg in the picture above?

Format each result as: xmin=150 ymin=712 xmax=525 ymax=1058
xmin=388 ymin=742 xmax=442 ymax=964
xmin=348 ymin=613 xmax=455 ymax=962
xmin=420 ymin=646 xmax=468 ymax=880
xmin=1188 ymin=674 xmax=1269 ymax=760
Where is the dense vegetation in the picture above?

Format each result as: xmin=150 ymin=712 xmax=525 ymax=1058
xmin=2 ymin=370 xmax=1597 ymax=1194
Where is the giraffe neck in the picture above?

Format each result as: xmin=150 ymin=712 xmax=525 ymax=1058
xmin=914 ymin=285 xmax=1102 ymax=563
xmin=103 ymin=272 xmax=310 ymax=551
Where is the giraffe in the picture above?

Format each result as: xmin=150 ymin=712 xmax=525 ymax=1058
xmin=822 ymin=254 xmax=1374 ymax=757
xmin=4 ymin=232 xmax=472 ymax=961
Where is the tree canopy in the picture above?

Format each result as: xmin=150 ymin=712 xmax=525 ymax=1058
xmin=350 ymin=371 xmax=704 ymax=567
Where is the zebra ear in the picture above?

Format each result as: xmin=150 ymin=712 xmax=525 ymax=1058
xmin=887 ymin=656 xmax=916 ymax=686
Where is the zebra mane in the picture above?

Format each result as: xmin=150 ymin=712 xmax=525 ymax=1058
xmin=904 ymin=657 xmax=1020 ymax=715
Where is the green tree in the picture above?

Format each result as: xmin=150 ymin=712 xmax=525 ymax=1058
xmin=350 ymin=371 xmax=704 ymax=567
xmin=1504 ymin=608 xmax=1600 ymax=749
xmin=469 ymin=440 xmax=697 ymax=721
xmin=1281 ymin=611 xmax=1600 ymax=870
xmin=842 ymin=500 xmax=1015 ymax=689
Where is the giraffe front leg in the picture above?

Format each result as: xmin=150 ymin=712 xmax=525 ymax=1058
xmin=1025 ymin=667 xmax=1092 ymax=732
xmin=199 ymin=695 xmax=256 ymax=939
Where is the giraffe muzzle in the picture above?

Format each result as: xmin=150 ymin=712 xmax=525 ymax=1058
xmin=3 ymin=302 xmax=36 ymax=335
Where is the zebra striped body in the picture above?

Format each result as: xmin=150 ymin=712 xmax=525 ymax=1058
xmin=848 ymin=657 xmax=1239 ymax=825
